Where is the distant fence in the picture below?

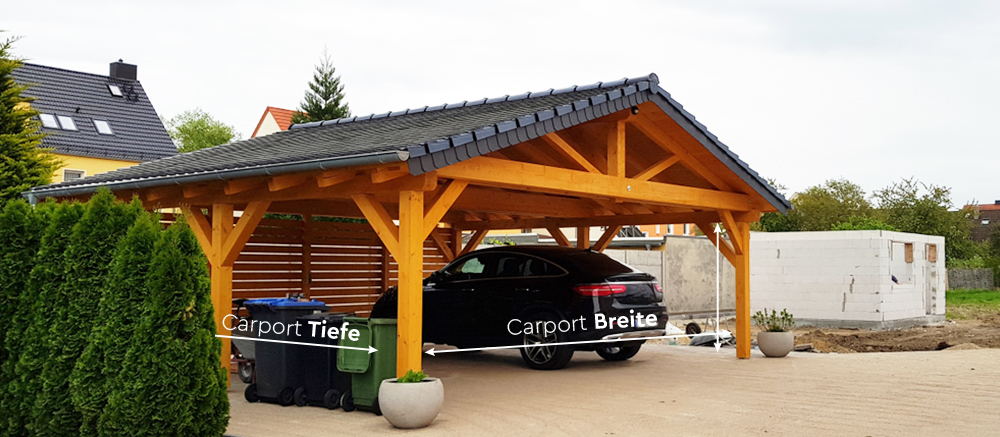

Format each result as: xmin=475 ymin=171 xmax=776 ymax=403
xmin=163 ymin=214 xmax=454 ymax=316
xmin=947 ymin=268 xmax=994 ymax=290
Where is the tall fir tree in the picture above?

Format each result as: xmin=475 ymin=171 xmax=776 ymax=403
xmin=31 ymin=190 xmax=140 ymax=437
xmin=291 ymin=49 xmax=351 ymax=124
xmin=0 ymin=200 xmax=50 ymax=436
xmin=70 ymin=207 xmax=158 ymax=436
xmin=0 ymin=32 xmax=62 ymax=202
xmin=8 ymin=201 xmax=83 ymax=436
xmin=101 ymin=217 xmax=228 ymax=436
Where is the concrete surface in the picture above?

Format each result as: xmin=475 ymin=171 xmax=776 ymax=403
xmin=226 ymin=344 xmax=999 ymax=436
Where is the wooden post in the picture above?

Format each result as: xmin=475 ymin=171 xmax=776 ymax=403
xmin=576 ymin=226 xmax=590 ymax=249
xmin=734 ymin=221 xmax=751 ymax=359
xmin=302 ymin=214 xmax=312 ymax=298
xmin=211 ymin=204 xmax=234 ymax=383
xmin=397 ymin=190 xmax=424 ymax=376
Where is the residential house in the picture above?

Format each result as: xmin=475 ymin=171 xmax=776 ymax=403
xmin=250 ymin=106 xmax=299 ymax=138
xmin=970 ymin=201 xmax=1000 ymax=242
xmin=13 ymin=61 xmax=177 ymax=183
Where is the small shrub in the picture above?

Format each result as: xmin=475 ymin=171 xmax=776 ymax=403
xmin=398 ymin=369 xmax=428 ymax=383
xmin=752 ymin=308 xmax=795 ymax=332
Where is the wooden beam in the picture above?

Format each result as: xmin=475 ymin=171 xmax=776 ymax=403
xmin=351 ymin=194 xmax=400 ymax=259
xmin=576 ymin=226 xmax=590 ymax=249
xmin=634 ymin=155 xmax=681 ymax=182
xmin=224 ymin=179 xmax=262 ymax=195
xmin=422 ymin=180 xmax=468 ymax=238
xmin=451 ymin=227 xmax=462 ymax=259
xmin=734 ymin=221 xmax=751 ymax=359
xmin=435 ymin=156 xmax=751 ymax=211
xmin=719 ymin=210 xmax=744 ymax=255
xmin=608 ymin=120 xmax=626 ymax=177
xmin=454 ymin=187 xmax=596 ymax=218
xmin=317 ymin=170 xmax=357 ymax=188
xmin=428 ymin=227 xmax=455 ymax=262
xmin=695 ymin=222 xmax=737 ymax=266
xmin=459 ymin=228 xmax=488 ymax=256
xmin=210 ymin=203 xmax=233 ymax=385
xmin=371 ymin=165 xmax=410 ymax=184
xmin=181 ymin=206 xmax=213 ymax=259
xmin=396 ymin=190 xmax=424 ymax=377
xmin=592 ymin=226 xmax=621 ymax=252
xmin=147 ymin=186 xmax=180 ymax=203
xmin=222 ymin=200 xmax=271 ymax=266
xmin=539 ymin=133 xmax=601 ymax=174
xmin=458 ymin=211 xmax=722 ymax=231
xmin=268 ymin=174 xmax=310 ymax=192
xmin=183 ymin=184 xmax=215 ymax=199
xmin=631 ymin=116 xmax=734 ymax=191
xmin=547 ymin=227 xmax=571 ymax=247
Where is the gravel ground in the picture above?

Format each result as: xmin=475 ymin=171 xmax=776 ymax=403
xmin=226 ymin=344 xmax=999 ymax=436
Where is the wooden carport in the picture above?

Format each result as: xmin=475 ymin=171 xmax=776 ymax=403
xmin=27 ymin=73 xmax=790 ymax=380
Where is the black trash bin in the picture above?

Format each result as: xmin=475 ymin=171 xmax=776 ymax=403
xmin=243 ymin=298 xmax=326 ymax=406
xmin=293 ymin=312 xmax=354 ymax=409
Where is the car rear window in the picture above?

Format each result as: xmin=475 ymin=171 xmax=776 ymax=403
xmin=560 ymin=251 xmax=637 ymax=276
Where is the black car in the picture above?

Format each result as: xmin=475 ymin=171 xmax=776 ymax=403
xmin=371 ymin=245 xmax=668 ymax=370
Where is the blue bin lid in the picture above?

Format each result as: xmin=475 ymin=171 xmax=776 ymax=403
xmin=244 ymin=298 xmax=326 ymax=308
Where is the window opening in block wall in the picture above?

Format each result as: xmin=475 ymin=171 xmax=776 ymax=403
xmin=926 ymin=244 xmax=937 ymax=263
xmin=890 ymin=241 xmax=914 ymax=284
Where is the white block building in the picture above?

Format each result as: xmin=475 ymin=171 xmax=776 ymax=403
xmin=750 ymin=230 xmax=946 ymax=329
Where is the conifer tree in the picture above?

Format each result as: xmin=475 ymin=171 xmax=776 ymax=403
xmin=70 ymin=209 xmax=159 ymax=436
xmin=101 ymin=217 xmax=228 ymax=436
xmin=0 ymin=32 xmax=61 ymax=202
xmin=291 ymin=49 xmax=351 ymax=123
xmin=8 ymin=201 xmax=83 ymax=436
xmin=32 ymin=190 xmax=140 ymax=436
xmin=0 ymin=200 xmax=50 ymax=436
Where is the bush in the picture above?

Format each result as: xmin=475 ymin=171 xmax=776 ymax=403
xmin=101 ymin=217 xmax=228 ymax=436
xmin=752 ymin=308 xmax=795 ymax=332
xmin=0 ymin=200 xmax=50 ymax=434
xmin=8 ymin=201 xmax=84 ymax=435
xmin=31 ymin=190 xmax=141 ymax=436
xmin=831 ymin=216 xmax=897 ymax=231
xmin=70 ymin=209 xmax=160 ymax=436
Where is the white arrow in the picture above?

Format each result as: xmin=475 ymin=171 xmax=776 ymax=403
xmin=425 ymin=331 xmax=731 ymax=356
xmin=714 ymin=223 xmax=722 ymax=352
xmin=216 ymin=334 xmax=377 ymax=354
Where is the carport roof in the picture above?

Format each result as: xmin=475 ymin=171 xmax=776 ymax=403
xmin=26 ymin=73 xmax=789 ymax=213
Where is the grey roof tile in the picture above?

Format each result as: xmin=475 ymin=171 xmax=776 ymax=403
xmin=12 ymin=63 xmax=177 ymax=162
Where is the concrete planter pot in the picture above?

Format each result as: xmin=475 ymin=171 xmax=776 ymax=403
xmin=757 ymin=331 xmax=794 ymax=357
xmin=378 ymin=377 xmax=444 ymax=429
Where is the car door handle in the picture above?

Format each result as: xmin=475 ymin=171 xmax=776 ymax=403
xmin=515 ymin=288 xmax=531 ymax=292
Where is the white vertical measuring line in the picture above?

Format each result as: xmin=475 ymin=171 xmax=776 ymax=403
xmin=714 ymin=223 xmax=722 ymax=352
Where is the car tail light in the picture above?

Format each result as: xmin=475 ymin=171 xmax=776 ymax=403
xmin=654 ymin=283 xmax=663 ymax=293
xmin=573 ymin=284 xmax=627 ymax=297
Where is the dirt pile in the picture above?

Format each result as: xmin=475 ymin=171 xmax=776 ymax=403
xmin=793 ymin=316 xmax=1000 ymax=353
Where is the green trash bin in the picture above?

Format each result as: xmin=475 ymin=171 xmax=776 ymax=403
xmin=337 ymin=317 xmax=397 ymax=414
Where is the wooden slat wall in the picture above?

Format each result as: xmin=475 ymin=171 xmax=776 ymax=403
xmin=162 ymin=213 xmax=454 ymax=317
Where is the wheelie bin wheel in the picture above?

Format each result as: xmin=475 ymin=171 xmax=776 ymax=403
xmin=293 ymin=387 xmax=308 ymax=407
xmin=244 ymin=384 xmax=259 ymax=403
xmin=323 ymin=389 xmax=341 ymax=410
xmin=340 ymin=391 xmax=355 ymax=412
xmin=278 ymin=387 xmax=295 ymax=406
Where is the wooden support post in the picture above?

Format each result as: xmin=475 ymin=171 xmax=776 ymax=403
xmin=576 ymin=226 xmax=590 ymax=249
xmin=210 ymin=204 xmax=234 ymax=384
xmin=396 ymin=190 xmax=424 ymax=377
xmin=608 ymin=120 xmax=626 ymax=178
xmin=734 ymin=221 xmax=751 ymax=359
xmin=302 ymin=214 xmax=312 ymax=298
xmin=451 ymin=227 xmax=462 ymax=259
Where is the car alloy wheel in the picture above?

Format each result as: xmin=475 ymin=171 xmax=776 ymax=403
xmin=519 ymin=312 xmax=574 ymax=370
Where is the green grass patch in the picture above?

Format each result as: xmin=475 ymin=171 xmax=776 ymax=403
xmin=946 ymin=288 xmax=1000 ymax=319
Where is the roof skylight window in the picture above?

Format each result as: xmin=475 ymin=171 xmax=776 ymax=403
xmin=108 ymin=84 xmax=123 ymax=97
xmin=57 ymin=116 xmax=77 ymax=131
xmin=94 ymin=120 xmax=113 ymax=135
xmin=39 ymin=114 xmax=59 ymax=129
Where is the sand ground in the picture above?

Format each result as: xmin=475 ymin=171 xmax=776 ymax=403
xmin=226 ymin=344 xmax=999 ymax=436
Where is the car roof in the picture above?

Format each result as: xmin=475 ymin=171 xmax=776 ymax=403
xmin=471 ymin=245 xmax=598 ymax=261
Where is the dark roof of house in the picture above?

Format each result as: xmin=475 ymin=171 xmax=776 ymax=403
xmin=25 ymin=73 xmax=790 ymax=213
xmin=12 ymin=63 xmax=177 ymax=162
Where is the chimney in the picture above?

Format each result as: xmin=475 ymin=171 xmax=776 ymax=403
xmin=109 ymin=59 xmax=137 ymax=81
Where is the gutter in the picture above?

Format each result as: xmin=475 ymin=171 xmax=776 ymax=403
xmin=25 ymin=150 xmax=409 ymax=203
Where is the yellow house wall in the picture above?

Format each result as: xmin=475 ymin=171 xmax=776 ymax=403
xmin=51 ymin=154 xmax=140 ymax=183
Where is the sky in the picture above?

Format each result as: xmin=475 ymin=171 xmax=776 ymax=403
xmin=4 ymin=0 xmax=998 ymax=207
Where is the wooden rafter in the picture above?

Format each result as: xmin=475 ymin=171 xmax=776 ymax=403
xmin=695 ymin=222 xmax=736 ymax=266
xmin=224 ymin=179 xmax=261 ymax=195
xmin=422 ymin=180 xmax=468 ymax=237
xmin=718 ymin=210 xmax=744 ymax=255
xmin=269 ymin=174 xmax=310 ymax=192
xmin=352 ymin=194 xmax=400 ymax=259
xmin=428 ymin=227 xmax=455 ymax=262
xmin=183 ymin=184 xmax=214 ymax=199
xmin=181 ymin=206 xmax=212 ymax=255
xmin=631 ymin=116 xmax=734 ymax=192
xmin=222 ymin=201 xmax=271 ymax=265
xmin=460 ymin=228 xmax=488 ymax=256
xmin=435 ymin=156 xmax=751 ymax=211
xmin=317 ymin=170 xmax=357 ymax=188
xmin=547 ymin=227 xmax=571 ymax=247
xmin=540 ymin=132 xmax=601 ymax=174
xmin=371 ymin=166 xmax=410 ymax=184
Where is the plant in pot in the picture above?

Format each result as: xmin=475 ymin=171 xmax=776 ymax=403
xmin=378 ymin=370 xmax=444 ymax=429
xmin=753 ymin=308 xmax=795 ymax=357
